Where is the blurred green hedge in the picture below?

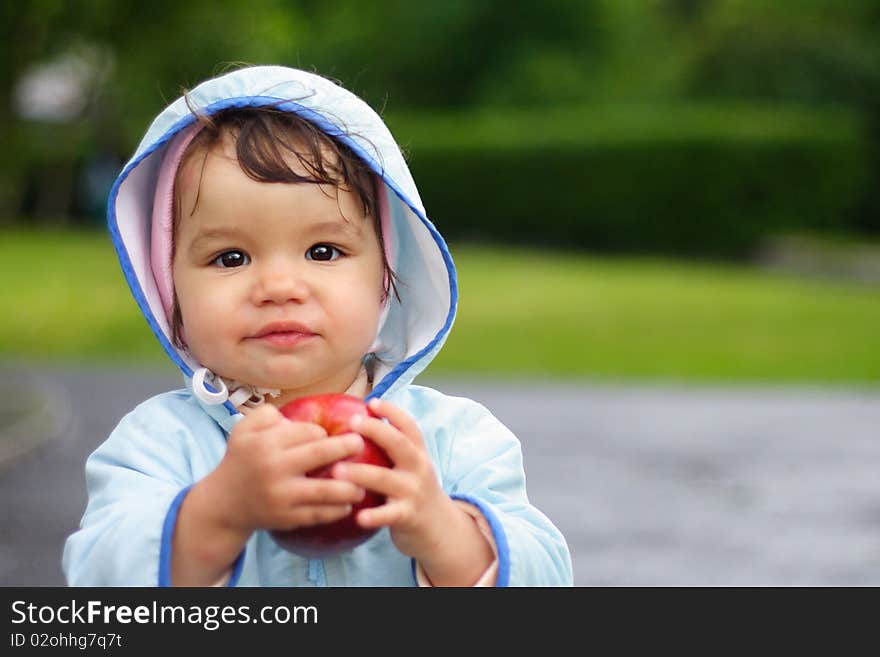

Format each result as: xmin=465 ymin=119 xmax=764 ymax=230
xmin=387 ymin=103 xmax=868 ymax=257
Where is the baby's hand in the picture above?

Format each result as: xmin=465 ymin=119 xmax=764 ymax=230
xmin=211 ymin=404 xmax=367 ymax=535
xmin=330 ymin=398 xmax=454 ymax=562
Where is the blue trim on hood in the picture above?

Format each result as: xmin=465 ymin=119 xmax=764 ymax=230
xmin=108 ymin=95 xmax=457 ymax=415
xmin=364 ymin=174 xmax=458 ymax=402
xmin=107 ymin=114 xmax=199 ymax=374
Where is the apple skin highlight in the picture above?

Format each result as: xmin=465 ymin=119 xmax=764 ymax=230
xmin=270 ymin=393 xmax=392 ymax=558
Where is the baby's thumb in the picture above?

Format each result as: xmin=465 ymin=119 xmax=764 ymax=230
xmin=243 ymin=403 xmax=282 ymax=429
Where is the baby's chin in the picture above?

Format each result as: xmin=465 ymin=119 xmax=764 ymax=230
xmin=209 ymin=359 xmax=366 ymax=398
xmin=198 ymin=367 xmax=285 ymax=394
xmin=236 ymin=375 xmax=328 ymax=397
xmin=231 ymin=374 xmax=292 ymax=392
xmin=204 ymin=361 xmax=290 ymax=388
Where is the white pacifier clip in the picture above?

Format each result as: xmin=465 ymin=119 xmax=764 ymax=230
xmin=192 ymin=367 xmax=230 ymax=405
xmin=192 ymin=367 xmax=280 ymax=409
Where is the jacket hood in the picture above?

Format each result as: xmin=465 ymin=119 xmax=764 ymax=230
xmin=109 ymin=65 xmax=457 ymax=414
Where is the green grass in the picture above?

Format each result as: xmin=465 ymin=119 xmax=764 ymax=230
xmin=0 ymin=228 xmax=169 ymax=363
xmin=1 ymin=228 xmax=878 ymax=385
xmin=436 ymin=246 xmax=880 ymax=385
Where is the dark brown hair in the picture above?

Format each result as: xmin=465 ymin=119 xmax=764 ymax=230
xmin=170 ymin=105 xmax=400 ymax=349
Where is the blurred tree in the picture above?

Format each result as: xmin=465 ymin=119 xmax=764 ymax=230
xmin=679 ymin=0 xmax=880 ymax=232
xmin=3 ymin=0 xmax=879 ymax=236
xmin=661 ymin=0 xmax=716 ymax=24
xmin=302 ymin=0 xmax=605 ymax=108
xmin=1 ymin=0 xmax=609 ymax=221
xmin=1 ymin=0 xmax=312 ymax=220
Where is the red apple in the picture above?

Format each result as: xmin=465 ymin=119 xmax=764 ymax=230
xmin=269 ymin=393 xmax=392 ymax=558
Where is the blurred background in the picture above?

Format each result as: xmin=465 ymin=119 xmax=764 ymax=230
xmin=1 ymin=0 xmax=878 ymax=586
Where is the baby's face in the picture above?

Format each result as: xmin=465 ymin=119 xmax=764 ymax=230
xmin=171 ymin=133 xmax=386 ymax=402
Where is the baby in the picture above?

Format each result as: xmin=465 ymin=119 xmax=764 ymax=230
xmin=63 ymin=65 xmax=572 ymax=586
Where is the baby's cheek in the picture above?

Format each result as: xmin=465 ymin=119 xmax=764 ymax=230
xmin=361 ymin=292 xmax=387 ymax=333
xmin=177 ymin=295 xmax=225 ymax=348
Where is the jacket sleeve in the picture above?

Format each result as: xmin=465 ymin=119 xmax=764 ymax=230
xmin=441 ymin=399 xmax=573 ymax=586
xmin=62 ymin=403 xmax=231 ymax=586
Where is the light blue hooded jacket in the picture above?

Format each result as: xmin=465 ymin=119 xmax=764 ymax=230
xmin=62 ymin=66 xmax=572 ymax=587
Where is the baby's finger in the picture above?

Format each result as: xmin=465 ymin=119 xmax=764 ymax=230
xmin=239 ymin=403 xmax=283 ymax=430
xmin=288 ymin=433 xmax=364 ymax=474
xmin=331 ymin=461 xmax=408 ymax=498
xmin=366 ymin=398 xmax=424 ymax=446
xmin=355 ymin=501 xmax=410 ymax=529
xmin=280 ymin=504 xmax=354 ymax=530
xmin=283 ymin=477 xmax=366 ymax=506
xmin=349 ymin=415 xmax=418 ymax=468
xmin=278 ymin=420 xmax=329 ymax=447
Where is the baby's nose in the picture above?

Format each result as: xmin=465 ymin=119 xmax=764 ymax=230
xmin=254 ymin=262 xmax=310 ymax=304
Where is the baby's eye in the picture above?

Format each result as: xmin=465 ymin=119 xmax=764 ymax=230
xmin=211 ymin=250 xmax=250 ymax=268
xmin=306 ymin=244 xmax=342 ymax=262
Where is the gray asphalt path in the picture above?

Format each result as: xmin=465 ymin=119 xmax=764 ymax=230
xmin=2 ymin=362 xmax=879 ymax=586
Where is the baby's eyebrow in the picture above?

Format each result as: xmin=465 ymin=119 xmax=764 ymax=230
xmin=186 ymin=219 xmax=362 ymax=251
xmin=303 ymin=219 xmax=362 ymax=237
xmin=188 ymin=227 xmax=244 ymax=250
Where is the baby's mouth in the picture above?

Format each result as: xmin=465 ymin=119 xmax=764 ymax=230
xmin=257 ymin=331 xmax=316 ymax=347
xmin=251 ymin=321 xmax=318 ymax=347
